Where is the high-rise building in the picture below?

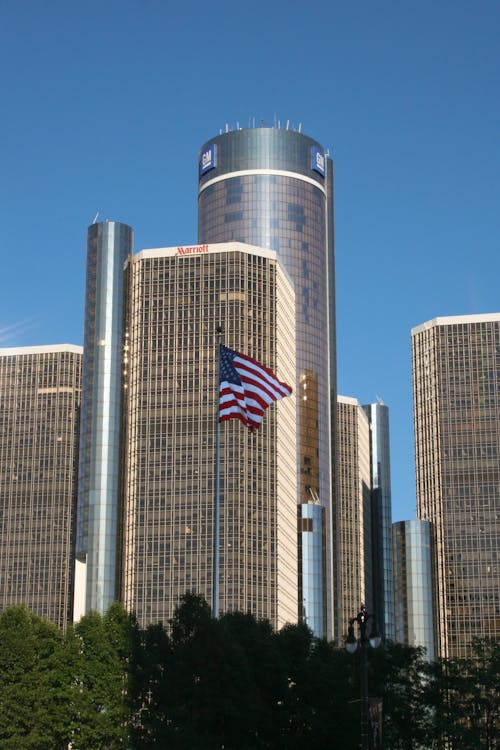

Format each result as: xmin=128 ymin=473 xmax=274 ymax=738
xmin=197 ymin=125 xmax=336 ymax=638
xmin=392 ymin=519 xmax=435 ymax=661
xmin=76 ymin=220 xmax=133 ymax=615
xmin=0 ymin=345 xmax=82 ymax=628
xmin=362 ymin=403 xmax=395 ymax=640
xmin=336 ymin=396 xmax=373 ymax=640
xmin=120 ymin=241 xmax=297 ymax=630
xmin=412 ymin=313 xmax=500 ymax=658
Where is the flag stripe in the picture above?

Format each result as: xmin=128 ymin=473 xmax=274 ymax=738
xmin=238 ymin=377 xmax=281 ymax=406
xmin=233 ymin=355 xmax=292 ymax=397
xmin=218 ymin=345 xmax=292 ymax=432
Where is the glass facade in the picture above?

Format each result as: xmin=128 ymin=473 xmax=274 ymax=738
xmin=198 ymin=127 xmax=336 ymax=638
xmin=362 ymin=403 xmax=395 ymax=640
xmin=298 ymin=502 xmax=326 ymax=636
xmin=0 ymin=345 xmax=82 ymax=628
xmin=76 ymin=220 xmax=133 ymax=614
xmin=412 ymin=314 xmax=500 ymax=658
xmin=121 ymin=243 xmax=297 ymax=629
xmin=392 ymin=520 xmax=435 ymax=661
xmin=336 ymin=396 xmax=373 ymax=640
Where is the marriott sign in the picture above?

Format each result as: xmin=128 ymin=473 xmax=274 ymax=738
xmin=176 ymin=244 xmax=209 ymax=256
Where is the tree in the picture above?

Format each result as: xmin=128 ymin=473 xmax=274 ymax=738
xmin=427 ymin=638 xmax=499 ymax=749
xmin=71 ymin=603 xmax=136 ymax=749
xmin=30 ymin=615 xmax=81 ymax=749
xmin=7 ymin=594 xmax=492 ymax=749
xmin=220 ymin=610 xmax=289 ymax=748
xmin=162 ymin=593 xmax=263 ymax=749
xmin=129 ymin=620 xmax=171 ymax=748
xmin=0 ymin=605 xmax=73 ymax=749
xmin=466 ymin=638 xmax=500 ymax=750
xmin=274 ymin=624 xmax=358 ymax=749
xmin=136 ymin=595 xmax=361 ymax=749
xmin=368 ymin=641 xmax=434 ymax=750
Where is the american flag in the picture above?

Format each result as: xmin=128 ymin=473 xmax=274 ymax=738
xmin=218 ymin=345 xmax=292 ymax=431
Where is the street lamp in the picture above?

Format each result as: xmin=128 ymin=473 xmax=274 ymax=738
xmin=345 ymin=605 xmax=381 ymax=750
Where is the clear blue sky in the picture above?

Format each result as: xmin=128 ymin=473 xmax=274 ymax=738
xmin=1 ymin=0 xmax=499 ymax=521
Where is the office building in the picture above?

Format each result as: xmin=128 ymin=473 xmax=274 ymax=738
xmin=76 ymin=220 xmax=133 ymax=615
xmin=198 ymin=125 xmax=336 ymax=638
xmin=121 ymin=241 xmax=297 ymax=629
xmin=392 ymin=519 xmax=435 ymax=661
xmin=362 ymin=402 xmax=395 ymax=640
xmin=412 ymin=313 xmax=500 ymax=658
xmin=0 ymin=345 xmax=82 ymax=628
xmin=336 ymin=396 xmax=373 ymax=640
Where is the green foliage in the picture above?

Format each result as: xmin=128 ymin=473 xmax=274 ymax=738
xmin=222 ymin=611 xmax=289 ymax=747
xmin=370 ymin=641 xmax=433 ymax=750
xmin=71 ymin=603 xmax=137 ymax=750
xmin=0 ymin=599 xmax=497 ymax=749
xmin=164 ymin=594 xmax=262 ymax=749
xmin=274 ymin=625 xmax=358 ymax=749
xmin=134 ymin=596 xmax=359 ymax=750
xmin=427 ymin=638 xmax=499 ymax=749
xmin=0 ymin=606 xmax=72 ymax=749
xmin=129 ymin=620 xmax=171 ymax=748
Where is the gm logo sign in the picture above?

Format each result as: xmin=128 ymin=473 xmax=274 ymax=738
xmin=311 ymin=146 xmax=325 ymax=176
xmin=199 ymin=144 xmax=217 ymax=176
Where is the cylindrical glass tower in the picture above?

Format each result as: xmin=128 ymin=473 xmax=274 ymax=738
xmin=298 ymin=502 xmax=326 ymax=636
xmin=362 ymin=402 xmax=395 ymax=640
xmin=198 ymin=126 xmax=336 ymax=637
xmin=76 ymin=220 xmax=133 ymax=614
xmin=392 ymin=519 xmax=435 ymax=661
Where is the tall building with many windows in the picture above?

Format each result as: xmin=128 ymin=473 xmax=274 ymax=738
xmin=412 ymin=313 xmax=500 ymax=658
xmin=0 ymin=345 xmax=82 ymax=628
xmin=198 ymin=125 xmax=336 ymax=637
xmin=336 ymin=396 xmax=373 ymax=640
xmin=362 ymin=402 xmax=395 ymax=640
xmin=120 ymin=242 xmax=297 ymax=629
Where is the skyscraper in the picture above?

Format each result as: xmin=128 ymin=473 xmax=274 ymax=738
xmin=392 ymin=519 xmax=435 ymax=661
xmin=0 ymin=345 xmax=82 ymax=628
xmin=412 ymin=313 xmax=500 ymax=658
xmin=76 ymin=220 xmax=133 ymax=615
xmin=336 ymin=396 xmax=373 ymax=640
xmin=298 ymin=501 xmax=326 ymax=636
xmin=362 ymin=402 xmax=395 ymax=640
xmin=120 ymin=241 xmax=297 ymax=629
xmin=198 ymin=125 xmax=336 ymax=637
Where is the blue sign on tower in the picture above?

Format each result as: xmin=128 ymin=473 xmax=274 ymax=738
xmin=311 ymin=146 xmax=325 ymax=176
xmin=199 ymin=143 xmax=217 ymax=175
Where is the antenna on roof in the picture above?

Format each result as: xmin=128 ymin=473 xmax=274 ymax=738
xmin=92 ymin=211 xmax=100 ymax=224
xmin=298 ymin=122 xmax=302 ymax=133
xmin=286 ymin=119 xmax=289 ymax=130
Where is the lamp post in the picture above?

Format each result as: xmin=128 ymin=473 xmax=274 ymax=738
xmin=345 ymin=605 xmax=382 ymax=750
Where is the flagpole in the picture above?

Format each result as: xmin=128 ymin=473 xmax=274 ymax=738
xmin=213 ymin=326 xmax=223 ymax=618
